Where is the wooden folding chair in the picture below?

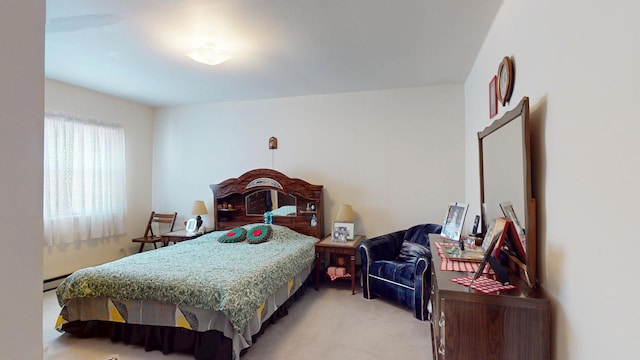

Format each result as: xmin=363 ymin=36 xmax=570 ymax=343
xmin=132 ymin=211 xmax=177 ymax=253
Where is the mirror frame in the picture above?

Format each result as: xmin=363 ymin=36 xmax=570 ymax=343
xmin=478 ymin=96 xmax=536 ymax=288
xmin=244 ymin=189 xmax=297 ymax=216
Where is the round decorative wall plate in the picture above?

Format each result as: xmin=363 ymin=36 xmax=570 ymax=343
xmin=497 ymin=56 xmax=514 ymax=106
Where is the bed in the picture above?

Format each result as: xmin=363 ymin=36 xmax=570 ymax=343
xmin=55 ymin=169 xmax=324 ymax=360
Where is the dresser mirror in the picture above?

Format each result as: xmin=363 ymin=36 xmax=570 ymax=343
xmin=478 ymin=96 xmax=536 ymax=287
xmin=245 ymin=189 xmax=297 ymax=216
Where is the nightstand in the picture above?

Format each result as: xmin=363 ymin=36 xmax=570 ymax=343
xmin=161 ymin=228 xmax=215 ymax=246
xmin=314 ymin=235 xmax=365 ymax=295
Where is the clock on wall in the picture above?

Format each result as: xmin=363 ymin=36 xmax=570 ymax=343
xmin=497 ymin=56 xmax=514 ymax=106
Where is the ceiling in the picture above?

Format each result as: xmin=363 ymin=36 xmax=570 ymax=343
xmin=45 ymin=0 xmax=502 ymax=107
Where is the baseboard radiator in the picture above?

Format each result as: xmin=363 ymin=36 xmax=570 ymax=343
xmin=44 ymin=274 xmax=70 ymax=292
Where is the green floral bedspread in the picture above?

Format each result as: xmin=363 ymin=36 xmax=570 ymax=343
xmin=56 ymin=224 xmax=317 ymax=333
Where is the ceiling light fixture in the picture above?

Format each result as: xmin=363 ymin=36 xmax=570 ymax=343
xmin=186 ymin=43 xmax=231 ymax=66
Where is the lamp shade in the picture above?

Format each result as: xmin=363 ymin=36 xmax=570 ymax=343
xmin=191 ymin=200 xmax=208 ymax=215
xmin=335 ymin=204 xmax=354 ymax=222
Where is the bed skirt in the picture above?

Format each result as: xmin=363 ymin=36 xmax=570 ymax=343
xmin=62 ymin=320 xmax=232 ymax=360
xmin=59 ymin=272 xmax=311 ymax=360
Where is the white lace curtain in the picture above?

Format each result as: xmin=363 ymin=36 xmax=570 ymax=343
xmin=43 ymin=112 xmax=126 ymax=246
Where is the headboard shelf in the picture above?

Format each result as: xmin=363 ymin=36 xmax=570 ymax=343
xmin=210 ymin=169 xmax=324 ymax=239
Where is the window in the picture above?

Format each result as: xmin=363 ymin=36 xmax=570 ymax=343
xmin=43 ymin=113 xmax=126 ymax=245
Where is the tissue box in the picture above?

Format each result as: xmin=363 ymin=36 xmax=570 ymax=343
xmin=327 ymin=266 xmax=337 ymax=276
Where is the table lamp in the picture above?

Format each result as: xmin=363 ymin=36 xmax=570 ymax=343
xmin=191 ymin=200 xmax=208 ymax=230
xmin=335 ymin=204 xmax=354 ymax=222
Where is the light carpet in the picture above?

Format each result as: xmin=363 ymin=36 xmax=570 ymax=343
xmin=43 ymin=281 xmax=433 ymax=360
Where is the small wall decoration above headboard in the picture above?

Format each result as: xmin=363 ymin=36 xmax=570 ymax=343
xmin=210 ymin=169 xmax=324 ymax=239
xmin=497 ymin=56 xmax=514 ymax=106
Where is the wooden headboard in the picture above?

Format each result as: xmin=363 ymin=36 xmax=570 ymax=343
xmin=209 ymin=169 xmax=324 ymax=239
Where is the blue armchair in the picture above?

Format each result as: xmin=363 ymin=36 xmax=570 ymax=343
xmin=359 ymin=223 xmax=442 ymax=320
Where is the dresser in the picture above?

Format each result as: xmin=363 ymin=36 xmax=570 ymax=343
xmin=429 ymin=234 xmax=551 ymax=359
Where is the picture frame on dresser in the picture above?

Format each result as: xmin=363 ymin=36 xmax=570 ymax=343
xmin=473 ymin=221 xmax=506 ymax=282
xmin=481 ymin=218 xmax=503 ymax=253
xmin=440 ymin=202 xmax=469 ymax=241
xmin=499 ymin=201 xmax=524 ymax=236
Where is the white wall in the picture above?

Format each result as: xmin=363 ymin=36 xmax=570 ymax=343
xmin=153 ymin=86 xmax=465 ymax=238
xmin=0 ymin=2 xmax=44 ymax=359
xmin=43 ymin=79 xmax=155 ymax=279
xmin=465 ymin=1 xmax=640 ymax=359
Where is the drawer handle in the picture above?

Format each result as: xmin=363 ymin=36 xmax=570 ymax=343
xmin=438 ymin=311 xmax=446 ymax=356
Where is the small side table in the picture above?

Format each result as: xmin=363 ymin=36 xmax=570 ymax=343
xmin=315 ymin=235 xmax=365 ymax=295
xmin=161 ymin=228 xmax=215 ymax=246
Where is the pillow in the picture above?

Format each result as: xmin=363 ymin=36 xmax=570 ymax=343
xmin=247 ymin=225 xmax=273 ymax=244
xmin=397 ymin=241 xmax=429 ymax=263
xmin=403 ymin=223 xmax=439 ymax=247
xmin=218 ymin=227 xmax=247 ymax=243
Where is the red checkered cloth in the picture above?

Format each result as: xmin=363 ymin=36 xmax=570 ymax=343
xmin=326 ymin=266 xmax=351 ymax=281
xmin=434 ymin=242 xmax=493 ymax=274
xmin=450 ymin=275 xmax=516 ymax=294
xmin=327 ymin=272 xmax=351 ymax=281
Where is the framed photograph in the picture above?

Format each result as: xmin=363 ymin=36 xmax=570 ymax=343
xmin=499 ymin=201 xmax=525 ymax=236
xmin=497 ymin=217 xmax=527 ymax=262
xmin=440 ymin=202 xmax=469 ymax=241
xmin=489 ymin=75 xmax=498 ymax=118
xmin=487 ymin=216 xmax=530 ymax=286
xmin=472 ymin=222 xmax=505 ymax=282
xmin=185 ymin=218 xmax=197 ymax=235
xmin=481 ymin=217 xmax=526 ymax=261
xmin=481 ymin=217 xmax=507 ymax=255
xmin=332 ymin=221 xmax=354 ymax=242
